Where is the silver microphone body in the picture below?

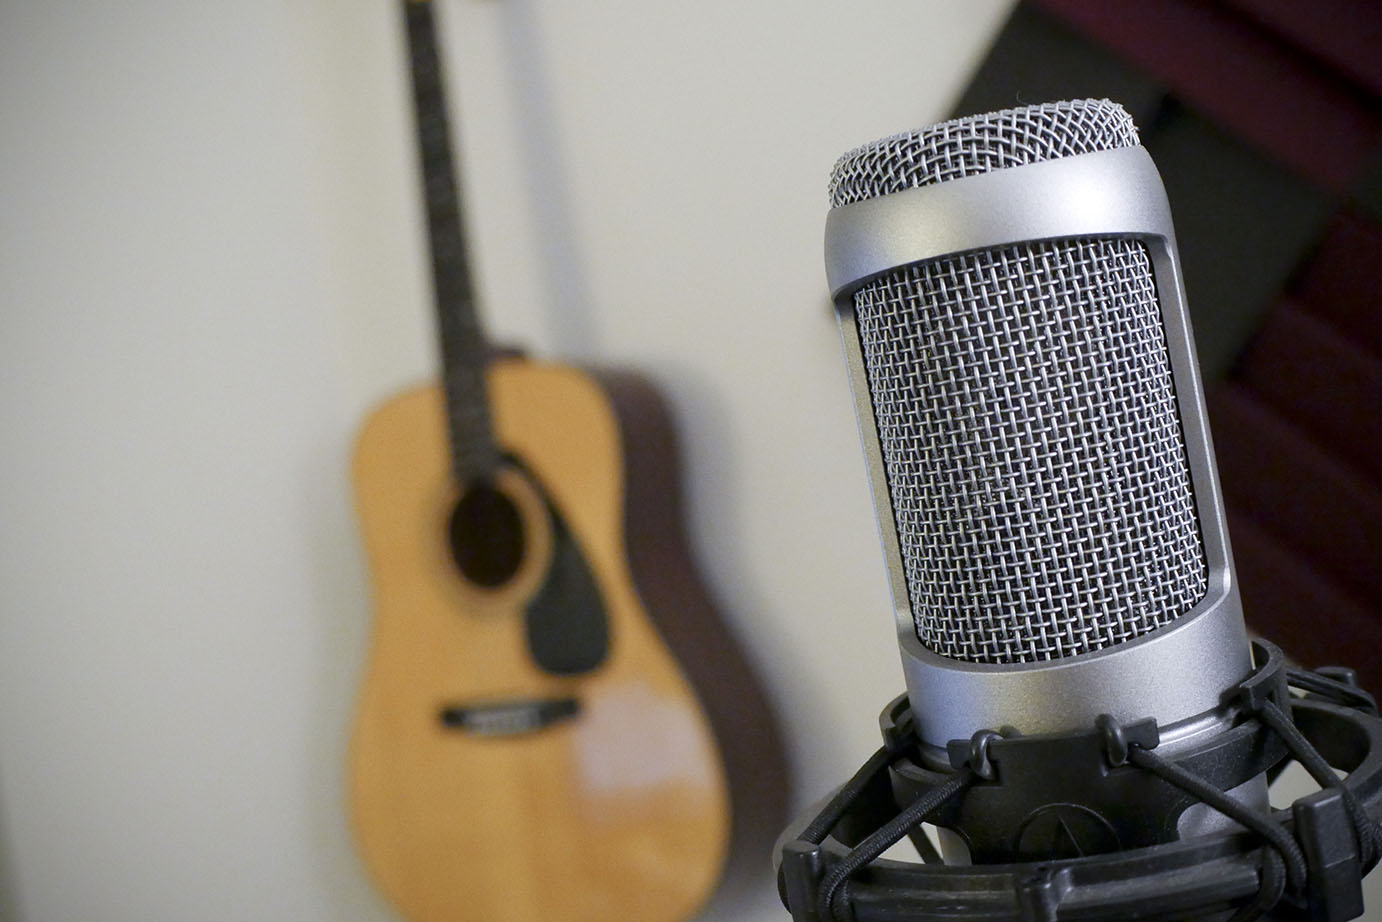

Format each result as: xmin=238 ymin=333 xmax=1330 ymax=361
xmin=826 ymin=100 xmax=1254 ymax=772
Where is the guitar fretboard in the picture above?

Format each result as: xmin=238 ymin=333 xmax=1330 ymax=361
xmin=404 ymin=0 xmax=499 ymax=484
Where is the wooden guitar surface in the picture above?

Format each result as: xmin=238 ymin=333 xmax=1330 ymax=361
xmin=349 ymin=358 xmax=730 ymax=922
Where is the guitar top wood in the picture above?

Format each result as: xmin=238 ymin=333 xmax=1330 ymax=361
xmin=349 ymin=358 xmax=731 ymax=922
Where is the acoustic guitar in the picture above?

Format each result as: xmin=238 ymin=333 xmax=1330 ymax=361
xmin=349 ymin=4 xmax=784 ymax=921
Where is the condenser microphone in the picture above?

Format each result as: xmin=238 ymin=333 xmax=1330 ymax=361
xmin=778 ymin=99 xmax=1382 ymax=922
xmin=831 ymin=96 xmax=1255 ymax=807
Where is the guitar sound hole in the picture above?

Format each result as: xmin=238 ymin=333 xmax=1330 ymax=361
xmin=448 ymin=482 xmax=525 ymax=588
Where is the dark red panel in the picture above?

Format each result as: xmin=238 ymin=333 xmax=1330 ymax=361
xmin=1030 ymin=0 xmax=1381 ymax=191
xmin=1292 ymin=212 xmax=1382 ymax=355
xmin=1209 ymin=384 xmax=1382 ymax=600
xmin=1217 ymin=0 xmax=1382 ymax=97
xmin=1228 ymin=507 xmax=1382 ymax=692
xmin=1233 ymin=299 xmax=1382 ymax=485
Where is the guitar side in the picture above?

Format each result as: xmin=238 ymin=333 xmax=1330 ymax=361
xmin=348 ymin=358 xmax=730 ymax=922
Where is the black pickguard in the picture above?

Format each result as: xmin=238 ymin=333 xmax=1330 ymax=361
xmin=523 ymin=488 xmax=610 ymax=676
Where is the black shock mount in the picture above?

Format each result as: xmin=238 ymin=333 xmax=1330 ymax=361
xmin=776 ymin=641 xmax=1382 ymax=922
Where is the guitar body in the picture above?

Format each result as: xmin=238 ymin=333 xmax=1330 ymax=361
xmin=349 ymin=357 xmax=731 ymax=922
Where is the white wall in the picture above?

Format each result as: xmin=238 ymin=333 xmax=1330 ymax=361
xmin=0 ymin=2 xmax=1014 ymax=920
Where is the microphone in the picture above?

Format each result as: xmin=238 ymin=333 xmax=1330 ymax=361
xmin=832 ymin=97 xmax=1258 ymax=841
xmin=778 ymin=99 xmax=1382 ymax=922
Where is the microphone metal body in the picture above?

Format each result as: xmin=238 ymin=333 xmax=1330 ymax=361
xmin=825 ymin=100 xmax=1252 ymax=755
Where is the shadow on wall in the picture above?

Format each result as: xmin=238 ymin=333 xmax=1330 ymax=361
xmin=0 ymin=770 xmax=23 ymax=922
xmin=496 ymin=0 xmax=601 ymax=360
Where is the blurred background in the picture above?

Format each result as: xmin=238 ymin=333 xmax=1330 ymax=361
xmin=1 ymin=2 xmax=1378 ymax=921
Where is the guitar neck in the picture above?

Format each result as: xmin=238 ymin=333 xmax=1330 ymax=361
xmin=403 ymin=0 xmax=500 ymax=484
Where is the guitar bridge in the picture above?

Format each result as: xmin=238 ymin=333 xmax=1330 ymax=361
xmin=439 ymin=696 xmax=581 ymax=736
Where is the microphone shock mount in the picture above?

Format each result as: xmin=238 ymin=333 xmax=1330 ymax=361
xmin=776 ymin=641 xmax=1382 ymax=922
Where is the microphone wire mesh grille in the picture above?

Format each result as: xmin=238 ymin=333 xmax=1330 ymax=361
xmin=828 ymin=98 xmax=1141 ymax=208
xmin=832 ymin=100 xmax=1209 ymax=664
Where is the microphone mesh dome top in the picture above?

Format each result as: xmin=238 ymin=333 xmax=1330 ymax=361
xmin=832 ymin=100 xmax=1209 ymax=665
xmin=828 ymin=98 xmax=1139 ymax=208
